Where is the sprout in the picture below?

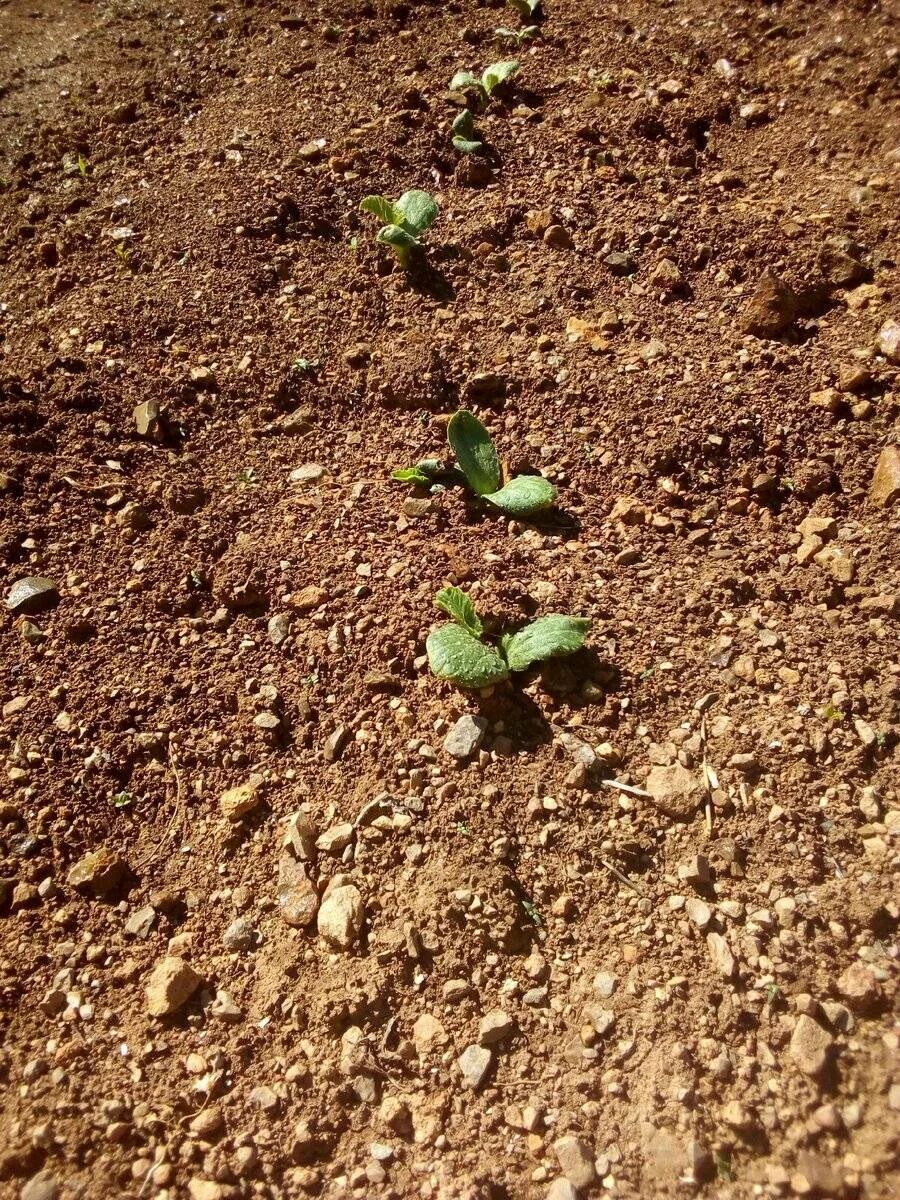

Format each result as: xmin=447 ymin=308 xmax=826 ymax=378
xmin=359 ymin=190 xmax=439 ymax=269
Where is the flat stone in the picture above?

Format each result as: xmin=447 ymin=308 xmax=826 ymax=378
xmin=646 ymin=763 xmax=702 ymax=819
xmin=706 ymin=931 xmax=736 ymax=979
xmin=67 ymin=847 xmax=126 ymax=897
xmin=145 ymin=956 xmax=202 ymax=1016
xmin=876 ymin=317 xmax=900 ymax=363
xmin=292 ymin=585 xmax=328 ymax=612
xmin=869 ymin=445 xmax=900 ymax=508
xmin=289 ymin=463 xmax=326 ymax=485
xmin=789 ymin=1014 xmax=833 ymax=1075
xmin=478 ymin=1009 xmax=517 ymax=1045
xmin=6 ymin=577 xmax=59 ymax=617
xmin=443 ymin=714 xmax=488 ymax=759
xmin=740 ymin=269 xmax=798 ymax=337
xmin=133 ymin=399 xmax=163 ymax=438
xmin=315 ymin=823 xmax=354 ymax=853
xmin=457 ymin=1043 xmax=492 ymax=1089
xmin=317 ymin=883 xmax=363 ymax=949
xmin=323 ymin=726 xmax=349 ymax=763
xmin=277 ymin=856 xmax=319 ymax=928
xmin=21 ymin=1172 xmax=59 ymax=1200
xmin=836 ymin=961 xmax=879 ymax=1012
xmin=219 ymin=776 xmax=263 ymax=821
xmin=223 ymin=916 xmax=256 ymax=951
xmin=124 ymin=904 xmax=157 ymax=938
xmin=554 ymin=1135 xmax=597 ymax=1190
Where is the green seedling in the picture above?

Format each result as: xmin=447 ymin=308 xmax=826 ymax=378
xmin=292 ymin=357 xmax=320 ymax=373
xmin=113 ymin=241 xmax=131 ymax=268
xmin=508 ymin=0 xmax=542 ymax=18
xmin=495 ymin=25 xmax=539 ymax=45
xmin=426 ymin=585 xmax=590 ymax=689
xmin=359 ymin=189 xmax=438 ymax=269
xmin=392 ymin=410 xmax=558 ymax=516
xmin=77 ymin=153 xmax=90 ymax=178
xmin=449 ymin=60 xmax=520 ymax=106
xmin=451 ymin=110 xmax=483 ymax=155
xmin=111 ymin=791 xmax=132 ymax=809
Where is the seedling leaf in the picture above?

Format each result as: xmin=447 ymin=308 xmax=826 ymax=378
xmin=394 ymin=189 xmax=439 ymax=236
xmin=447 ymin=410 xmax=502 ymax=496
xmin=482 ymin=60 xmax=520 ymax=95
xmin=377 ymin=223 xmax=419 ymax=268
xmin=427 ymin=625 xmax=509 ymax=688
xmin=453 ymin=136 xmax=483 ymax=154
xmin=452 ymin=109 xmax=477 ymax=137
xmin=485 ymin=475 xmax=557 ymax=515
xmin=393 ymin=466 xmax=432 ymax=485
xmin=508 ymin=0 xmax=541 ymax=17
xmin=435 ymin=586 xmax=483 ymax=637
xmin=450 ymin=70 xmax=479 ymax=92
xmin=360 ymin=195 xmax=400 ymax=225
xmin=501 ymin=615 xmax=591 ymax=672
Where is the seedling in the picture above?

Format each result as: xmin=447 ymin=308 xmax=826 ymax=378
xmin=77 ymin=153 xmax=90 ymax=178
xmin=508 ymin=0 xmax=542 ymax=19
xmin=292 ymin=357 xmax=320 ymax=373
xmin=449 ymin=60 xmax=520 ymax=106
xmin=451 ymin=110 xmax=483 ymax=155
xmin=426 ymin=585 xmax=590 ymax=689
xmin=359 ymin=190 xmax=438 ymax=269
xmin=495 ymin=26 xmax=539 ymax=45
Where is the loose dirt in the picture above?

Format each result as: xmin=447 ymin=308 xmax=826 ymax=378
xmin=0 ymin=1 xmax=897 ymax=1198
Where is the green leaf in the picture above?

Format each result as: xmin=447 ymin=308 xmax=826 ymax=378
xmin=509 ymin=0 xmax=541 ymax=15
xmin=435 ymin=586 xmax=483 ymax=637
xmin=447 ymin=409 xmax=501 ymax=496
xmin=450 ymin=70 xmax=480 ymax=92
xmin=377 ymin=224 xmax=419 ymax=267
xmin=501 ymin=615 xmax=591 ymax=672
xmin=392 ymin=466 xmax=432 ymax=485
xmin=482 ymin=60 xmax=520 ymax=96
xmin=452 ymin=110 xmax=477 ymax=138
xmin=427 ymin=625 xmax=509 ymax=689
xmin=394 ymin=190 xmax=438 ymax=236
xmin=452 ymin=136 xmax=483 ymax=154
xmin=360 ymin=195 xmax=400 ymax=226
xmin=485 ymin=474 xmax=557 ymax=515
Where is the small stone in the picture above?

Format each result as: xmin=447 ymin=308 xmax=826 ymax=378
xmin=646 ymin=763 xmax=701 ymax=819
xmin=810 ymin=387 xmax=841 ymax=412
xmin=443 ymin=714 xmax=488 ymax=759
xmin=836 ymin=961 xmax=879 ymax=1012
xmin=67 ymin=847 xmax=126 ymax=897
xmin=869 ymin=445 xmax=900 ymax=508
xmin=604 ymin=250 xmax=637 ymax=276
xmin=323 ymin=726 xmax=349 ymax=763
xmin=545 ymin=1181 xmax=578 ymax=1200
xmin=223 ymin=917 xmax=256 ymax=951
xmin=593 ymin=971 xmax=617 ymax=998
xmin=648 ymin=257 xmax=684 ymax=292
xmin=796 ymin=534 xmax=824 ymax=565
xmin=133 ymin=399 xmax=164 ymax=439
xmin=316 ymin=823 xmax=354 ymax=853
xmin=677 ymin=854 xmax=710 ymax=885
xmin=553 ymin=1135 xmax=597 ymax=1191
xmin=657 ymin=78 xmax=683 ymax=98
xmin=209 ymin=988 xmax=243 ymax=1023
xmin=790 ymin=1152 xmax=844 ymax=1197
xmin=292 ymin=585 xmax=328 ymax=612
xmin=219 ymin=777 xmax=263 ymax=821
xmin=6 ymin=577 xmax=59 ymax=617
xmin=479 ymin=1009 xmax=516 ymax=1045
xmin=268 ymin=613 xmax=291 ymax=645
xmin=289 ymin=463 xmax=326 ymax=485
xmin=876 ymin=317 xmax=900 ymax=363
xmin=145 ymin=956 xmax=202 ymax=1017
xmin=457 ymin=1044 xmax=492 ymax=1089
xmin=317 ymin=884 xmax=363 ymax=949
xmin=706 ymin=932 xmax=736 ymax=979
xmin=789 ymin=1014 xmax=833 ymax=1075
xmin=412 ymin=1013 xmax=446 ymax=1054
xmin=188 ymin=1179 xmax=223 ymax=1200
xmin=443 ymin=978 xmax=472 ymax=1003
xmin=189 ymin=364 xmax=217 ymax=390
xmin=21 ymin=1172 xmax=59 ymax=1200
xmin=544 ymin=224 xmax=574 ymax=249
xmin=277 ymin=857 xmax=319 ymax=928
xmin=124 ymin=904 xmax=157 ymax=938
xmin=740 ymin=270 xmax=798 ymax=337
xmin=686 ymin=897 xmax=712 ymax=930
xmin=798 ymin=516 xmax=837 ymax=541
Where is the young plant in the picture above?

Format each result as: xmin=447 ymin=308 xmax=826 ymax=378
xmin=449 ymin=60 xmax=520 ymax=106
xmin=495 ymin=26 xmax=539 ymax=45
xmin=392 ymin=410 xmax=558 ymax=516
xmin=451 ymin=110 xmax=483 ymax=155
xmin=508 ymin=0 xmax=542 ymax=18
xmin=359 ymin=190 xmax=438 ymax=269
xmin=426 ymin=586 xmax=590 ymax=689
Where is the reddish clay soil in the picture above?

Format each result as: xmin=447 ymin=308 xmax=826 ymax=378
xmin=0 ymin=0 xmax=898 ymax=1198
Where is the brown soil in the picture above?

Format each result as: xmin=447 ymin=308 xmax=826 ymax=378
xmin=0 ymin=0 xmax=898 ymax=1198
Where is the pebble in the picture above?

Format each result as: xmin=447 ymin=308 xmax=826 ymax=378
xmin=316 ymin=883 xmax=364 ymax=949
xmin=219 ymin=776 xmax=263 ymax=821
xmin=869 ymin=444 xmax=900 ymax=508
xmin=289 ymin=463 xmax=326 ymax=485
xmin=124 ymin=904 xmax=157 ymax=938
xmin=876 ymin=317 xmax=900 ymax=362
xmin=223 ymin=916 xmax=256 ymax=951
xmin=133 ymin=399 xmax=163 ymax=439
xmin=686 ymin=897 xmax=712 ymax=930
xmin=20 ymin=1173 xmax=59 ymax=1200
xmin=315 ymin=823 xmax=354 ymax=854
xmin=789 ymin=1014 xmax=833 ymax=1076
xmin=443 ymin=714 xmax=488 ymax=759
xmin=740 ymin=270 xmax=797 ymax=337
xmin=268 ymin=613 xmax=291 ymax=645
xmin=836 ymin=961 xmax=879 ymax=1011
xmin=277 ymin=856 xmax=319 ymax=927
xmin=553 ymin=1135 xmax=597 ymax=1190
xmin=479 ymin=1009 xmax=516 ymax=1045
xmin=6 ymin=577 xmax=59 ymax=617
xmin=324 ymin=726 xmax=349 ymax=763
xmin=412 ymin=1013 xmax=447 ymax=1054
xmin=67 ymin=848 xmax=127 ymax=897
xmin=457 ymin=1044 xmax=492 ymax=1089
xmin=706 ymin=932 xmax=736 ymax=979
xmin=145 ymin=956 xmax=202 ymax=1017
xmin=645 ymin=763 xmax=701 ymax=819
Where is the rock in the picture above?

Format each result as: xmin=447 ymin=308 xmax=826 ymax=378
xmin=133 ymin=399 xmax=164 ymax=439
xmin=706 ymin=932 xmax=736 ymax=979
xmin=798 ymin=516 xmax=837 ymax=541
xmin=323 ymin=726 xmax=349 ymax=763
xmin=219 ymin=776 xmax=263 ymax=821
xmin=457 ymin=1044 xmax=492 ymax=1089
xmin=553 ymin=1135 xmax=597 ymax=1191
xmin=6 ymin=577 xmax=59 ymax=617
xmin=223 ymin=917 xmax=256 ymax=951
xmin=455 ymin=156 xmax=493 ymax=187
xmin=209 ymin=988 xmax=243 ymax=1022
xmin=316 ymin=823 xmax=354 ymax=854
xmin=21 ymin=1172 xmax=59 ymax=1200
xmin=479 ymin=1009 xmax=516 ymax=1045
xmin=876 ymin=317 xmax=900 ymax=363
xmin=657 ymin=78 xmax=683 ymax=98
xmin=604 ymin=250 xmax=637 ymax=276
xmin=277 ymin=856 xmax=319 ymax=927
xmin=686 ymin=897 xmax=712 ymax=930
xmin=818 ymin=239 xmax=868 ymax=287
xmin=412 ymin=1013 xmax=447 ymax=1054
xmin=145 ymin=956 xmax=202 ymax=1016
xmin=869 ymin=445 xmax=900 ymax=508
xmin=677 ymin=854 xmax=710 ymax=884
xmin=124 ymin=904 xmax=157 ymax=938
xmin=443 ymin=714 xmax=488 ymax=759
xmin=268 ymin=613 xmax=291 ymax=645
xmin=317 ymin=883 xmax=363 ymax=949
xmin=836 ymin=961 xmax=879 ymax=1012
xmin=463 ymin=371 xmax=506 ymax=402
xmin=796 ymin=534 xmax=823 ymax=566
xmin=648 ymin=257 xmax=684 ymax=292
xmin=292 ymin=585 xmax=328 ymax=612
xmin=546 ymin=1181 xmax=578 ymax=1200
xmin=740 ymin=270 xmax=798 ymax=337
xmin=189 ymin=364 xmax=216 ymax=390
xmin=544 ymin=224 xmax=574 ymax=249
xmin=789 ymin=1014 xmax=833 ymax=1076
xmin=791 ymin=1152 xmax=844 ymax=1196
xmin=67 ymin=847 xmax=126 ymax=897
xmin=810 ymin=386 xmax=841 ymax=412
xmin=188 ymin=1181 xmax=223 ymax=1200
xmin=289 ymin=463 xmax=326 ymax=485
xmin=645 ymin=763 xmax=701 ymax=819
xmin=107 ymin=100 xmax=138 ymax=124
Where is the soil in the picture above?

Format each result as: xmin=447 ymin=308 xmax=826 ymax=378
xmin=0 ymin=1 xmax=898 ymax=1198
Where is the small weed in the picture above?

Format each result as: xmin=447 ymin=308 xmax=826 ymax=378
xmin=426 ymin=585 xmax=589 ymax=689
xmin=77 ymin=153 xmax=90 ymax=178
xmin=714 ymin=1153 xmax=735 ymax=1183
xmin=292 ymin=357 xmax=320 ymax=373
xmin=111 ymin=791 xmax=132 ymax=809
xmin=455 ymin=821 xmax=472 ymax=837
xmin=113 ymin=241 xmax=131 ymax=268
xmin=495 ymin=26 xmax=538 ymax=45
xmin=765 ymin=983 xmax=781 ymax=1004
xmin=301 ymin=671 xmax=319 ymax=687
xmin=237 ymin=466 xmax=258 ymax=489
xmin=359 ymin=190 xmax=438 ymax=269
xmin=821 ymin=703 xmax=844 ymax=724
xmin=521 ymin=897 xmax=542 ymax=925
